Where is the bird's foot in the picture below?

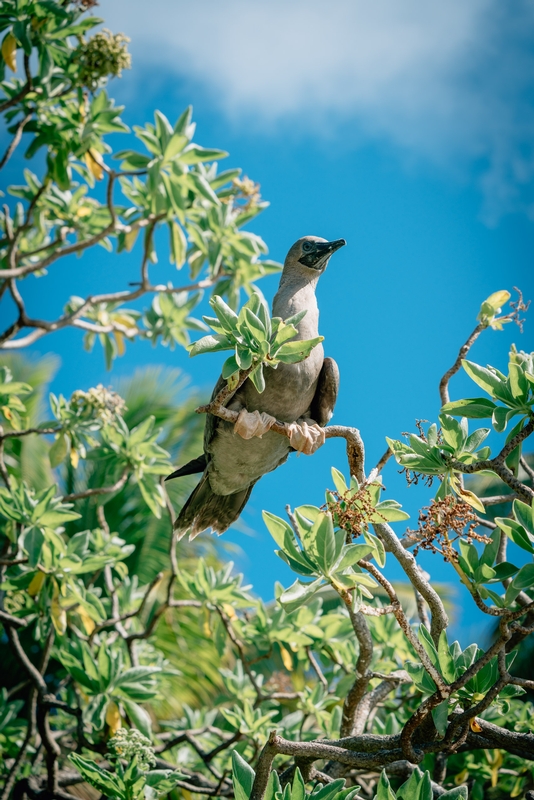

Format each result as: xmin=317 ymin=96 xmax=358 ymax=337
xmin=288 ymin=420 xmax=325 ymax=455
xmin=234 ymin=408 xmax=276 ymax=440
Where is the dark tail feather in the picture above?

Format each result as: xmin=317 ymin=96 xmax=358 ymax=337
xmin=174 ymin=472 xmax=255 ymax=539
xmin=165 ymin=454 xmax=207 ymax=481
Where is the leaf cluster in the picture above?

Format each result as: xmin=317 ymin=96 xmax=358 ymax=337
xmin=190 ymin=291 xmax=323 ymax=392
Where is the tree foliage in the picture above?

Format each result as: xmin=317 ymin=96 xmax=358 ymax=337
xmin=1 ymin=4 xmax=534 ymax=800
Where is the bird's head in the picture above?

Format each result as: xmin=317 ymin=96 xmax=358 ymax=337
xmin=285 ymin=235 xmax=346 ymax=275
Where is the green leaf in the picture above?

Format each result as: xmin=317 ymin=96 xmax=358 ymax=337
xmin=173 ymin=105 xmax=193 ymax=135
xmin=210 ymin=295 xmax=239 ymax=333
xmin=169 ymin=221 xmax=186 ymax=268
xmin=495 ymin=517 xmax=534 ymax=553
xmin=513 ymin=498 xmax=534 ymax=536
xmin=440 ymin=788 xmax=468 ymax=799
xmin=222 ymin=355 xmax=240 ymax=380
xmin=441 ymin=397 xmax=498 ymax=418
xmin=313 ymin=512 xmax=336 ymax=575
xmin=437 ymin=630 xmax=455 ymax=682
xmin=69 ymin=753 xmax=125 ymax=799
xmin=491 ymin=561 xmax=518 ymax=581
xmin=372 ymin=500 xmax=410 ymax=523
xmin=163 ymin=132 xmax=188 ymax=159
xmin=439 ymin=414 xmax=466 ymax=451
xmin=122 ymin=700 xmax=152 ymax=739
xmin=462 ymin=361 xmax=504 ymax=398
xmin=463 ymin=427 xmax=490 ymax=453
xmin=49 ymin=433 xmax=68 ymax=467
xmin=492 ymin=406 xmax=512 ymax=433
xmin=512 ymin=563 xmax=534 ymax=590
xmin=480 ymin=529 xmax=500 ymax=567
xmin=363 ymin=530 xmax=385 ymax=568
xmin=232 ymin=750 xmax=255 ymax=800
xmin=292 ymin=769 xmax=306 ymax=800
xmin=279 ymin=578 xmax=322 ymax=613
xmin=188 ymin=172 xmax=220 ymax=205
xmin=24 ymin=528 xmax=44 ymax=568
xmin=180 ymin=145 xmax=228 ymax=164
xmin=275 ymin=336 xmax=324 ymax=364
xmin=243 ymin=308 xmax=267 ymax=342
xmin=509 ymin=361 xmax=528 ymax=401
xmin=417 ymin=624 xmax=439 ymax=667
xmin=189 ymin=334 xmax=233 ymax=357
xmin=331 ymin=467 xmax=348 ymax=494
xmin=263 ymin=511 xmax=314 ymax=574
xmin=113 ymin=666 xmax=160 ymax=688
xmin=249 ymin=364 xmax=266 ymax=393
xmin=375 ymin=771 xmax=396 ymax=800
xmin=336 ymin=544 xmax=373 ymax=570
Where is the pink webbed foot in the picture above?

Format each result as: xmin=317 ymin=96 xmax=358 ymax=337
xmin=288 ymin=420 xmax=325 ymax=455
xmin=234 ymin=409 xmax=277 ymax=440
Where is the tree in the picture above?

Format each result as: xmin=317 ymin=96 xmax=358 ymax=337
xmin=1 ymin=3 xmax=534 ymax=800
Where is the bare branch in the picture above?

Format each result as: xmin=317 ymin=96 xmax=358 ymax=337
xmin=358 ymin=560 xmax=448 ymax=694
xmin=373 ymin=447 xmax=393 ymax=476
xmin=339 ymin=601 xmax=373 ymax=737
xmin=0 ymin=425 xmax=62 ymax=439
xmin=444 ymin=417 xmax=534 ymax=503
xmin=373 ymin=522 xmax=449 ymax=643
xmin=306 ymin=647 xmax=328 ymax=689
xmin=0 ymin=608 xmax=28 ymax=628
xmin=439 ymin=323 xmax=484 ymax=405
xmin=480 ymin=494 xmax=517 ymax=506
xmin=0 ymin=111 xmax=33 ymax=170
xmin=61 ymin=470 xmax=128 ymax=502
xmin=0 ymin=55 xmax=33 ymax=113
xmin=520 ymin=455 xmax=534 ymax=484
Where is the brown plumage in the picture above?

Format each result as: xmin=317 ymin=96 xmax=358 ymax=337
xmin=167 ymin=235 xmax=345 ymax=538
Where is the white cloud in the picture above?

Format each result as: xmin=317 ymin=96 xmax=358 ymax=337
xmin=100 ymin=0 xmax=534 ymax=221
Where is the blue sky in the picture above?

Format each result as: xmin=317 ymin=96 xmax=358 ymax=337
xmin=3 ymin=0 xmax=534 ymax=644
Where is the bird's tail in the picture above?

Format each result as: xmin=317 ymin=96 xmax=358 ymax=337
xmin=174 ymin=472 xmax=255 ymax=539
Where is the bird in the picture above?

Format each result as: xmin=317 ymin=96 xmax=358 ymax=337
xmin=166 ymin=235 xmax=346 ymax=539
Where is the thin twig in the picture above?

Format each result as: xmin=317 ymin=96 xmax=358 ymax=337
xmin=439 ymin=323 xmax=484 ymax=406
xmin=0 ymin=111 xmax=32 ymax=170
xmin=61 ymin=470 xmax=128 ymax=502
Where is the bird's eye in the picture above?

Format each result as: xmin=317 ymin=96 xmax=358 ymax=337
xmin=302 ymin=242 xmax=313 ymax=252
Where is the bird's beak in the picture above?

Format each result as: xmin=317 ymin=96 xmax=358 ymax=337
xmin=299 ymin=238 xmax=346 ymax=269
xmin=321 ymin=238 xmax=346 ymax=255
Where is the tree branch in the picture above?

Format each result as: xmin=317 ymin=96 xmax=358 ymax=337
xmin=196 ymin=369 xmax=366 ymax=483
xmin=373 ymin=522 xmax=449 ymax=644
xmin=0 ymin=55 xmax=33 ymax=113
xmin=439 ymin=323 xmax=484 ymax=406
xmin=0 ymin=111 xmax=33 ymax=170
xmin=61 ymin=470 xmax=128 ymax=502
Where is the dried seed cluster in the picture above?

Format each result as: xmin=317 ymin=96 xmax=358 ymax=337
xmin=407 ymin=496 xmax=490 ymax=561
xmin=325 ymin=483 xmax=385 ymax=540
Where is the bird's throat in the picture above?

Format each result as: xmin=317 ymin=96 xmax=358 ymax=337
xmin=272 ymin=281 xmax=320 ymax=340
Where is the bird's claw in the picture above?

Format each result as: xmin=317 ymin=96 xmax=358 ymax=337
xmin=234 ymin=409 xmax=276 ymax=439
xmin=288 ymin=420 xmax=325 ymax=455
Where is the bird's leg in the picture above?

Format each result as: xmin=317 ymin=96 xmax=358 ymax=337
xmin=234 ymin=408 xmax=277 ymax=440
xmin=287 ymin=417 xmax=326 ymax=455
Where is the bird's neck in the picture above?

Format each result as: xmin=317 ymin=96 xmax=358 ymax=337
xmin=272 ymin=275 xmax=319 ymax=339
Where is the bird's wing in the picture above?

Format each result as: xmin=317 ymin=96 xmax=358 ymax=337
xmin=309 ymin=357 xmax=339 ymax=426
xmin=203 ymin=373 xmax=230 ymax=450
